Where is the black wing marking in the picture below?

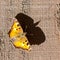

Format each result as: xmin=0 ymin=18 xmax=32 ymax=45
xmin=15 ymin=13 xmax=46 ymax=45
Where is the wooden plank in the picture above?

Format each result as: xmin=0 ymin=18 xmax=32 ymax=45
xmin=0 ymin=0 xmax=60 ymax=60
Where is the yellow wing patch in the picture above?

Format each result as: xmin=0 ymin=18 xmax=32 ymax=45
xmin=13 ymin=36 xmax=30 ymax=50
xmin=8 ymin=18 xmax=31 ymax=51
xmin=9 ymin=20 xmax=23 ymax=38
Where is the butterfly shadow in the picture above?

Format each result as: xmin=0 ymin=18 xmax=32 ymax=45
xmin=15 ymin=13 xmax=46 ymax=45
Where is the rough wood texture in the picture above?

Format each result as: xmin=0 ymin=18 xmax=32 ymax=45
xmin=0 ymin=0 xmax=60 ymax=60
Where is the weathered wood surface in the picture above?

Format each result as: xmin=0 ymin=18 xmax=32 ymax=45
xmin=0 ymin=0 xmax=60 ymax=60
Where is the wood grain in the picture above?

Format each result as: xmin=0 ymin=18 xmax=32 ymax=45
xmin=0 ymin=0 xmax=60 ymax=60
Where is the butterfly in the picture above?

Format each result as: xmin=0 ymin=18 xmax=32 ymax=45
xmin=8 ymin=13 xmax=45 ymax=50
xmin=8 ymin=18 xmax=31 ymax=51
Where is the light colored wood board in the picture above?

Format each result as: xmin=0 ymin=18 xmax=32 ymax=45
xmin=0 ymin=0 xmax=60 ymax=60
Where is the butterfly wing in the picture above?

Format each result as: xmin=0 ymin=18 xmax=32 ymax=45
xmin=15 ymin=13 xmax=45 ymax=45
xmin=9 ymin=20 xmax=23 ymax=38
xmin=13 ymin=36 xmax=31 ymax=50
xmin=8 ymin=18 xmax=31 ymax=50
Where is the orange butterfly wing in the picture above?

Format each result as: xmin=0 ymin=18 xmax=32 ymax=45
xmin=8 ymin=18 xmax=31 ymax=50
